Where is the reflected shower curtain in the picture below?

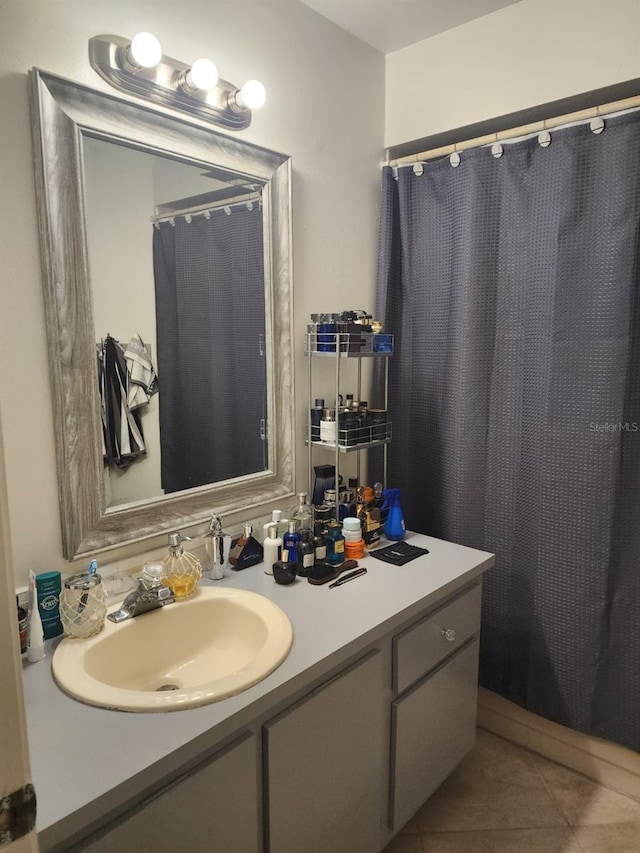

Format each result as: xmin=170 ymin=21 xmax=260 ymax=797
xmin=153 ymin=205 xmax=266 ymax=493
xmin=377 ymin=113 xmax=640 ymax=751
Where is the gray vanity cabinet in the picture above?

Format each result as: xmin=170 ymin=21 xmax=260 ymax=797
xmin=263 ymin=650 xmax=383 ymax=853
xmin=78 ymin=732 xmax=259 ymax=853
xmin=389 ymin=583 xmax=482 ymax=831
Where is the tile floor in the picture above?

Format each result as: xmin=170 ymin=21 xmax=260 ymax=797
xmin=383 ymin=729 xmax=640 ymax=853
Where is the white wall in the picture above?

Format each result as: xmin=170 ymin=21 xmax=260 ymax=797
xmin=0 ymin=0 xmax=384 ymax=584
xmin=385 ymin=0 xmax=640 ymax=147
xmin=84 ymin=139 xmax=162 ymax=507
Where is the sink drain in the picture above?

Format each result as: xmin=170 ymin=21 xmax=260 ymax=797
xmin=155 ymin=683 xmax=180 ymax=692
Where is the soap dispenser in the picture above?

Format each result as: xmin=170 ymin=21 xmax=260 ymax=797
xmin=204 ymin=516 xmax=232 ymax=580
xmin=162 ymin=531 xmax=202 ymax=598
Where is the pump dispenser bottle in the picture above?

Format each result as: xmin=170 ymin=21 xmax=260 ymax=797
xmin=204 ymin=516 xmax=232 ymax=580
xmin=162 ymin=532 xmax=202 ymax=598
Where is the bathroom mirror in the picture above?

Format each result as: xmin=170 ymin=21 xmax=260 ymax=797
xmin=30 ymin=68 xmax=294 ymax=560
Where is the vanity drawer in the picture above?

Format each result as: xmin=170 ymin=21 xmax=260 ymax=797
xmin=393 ymin=581 xmax=482 ymax=694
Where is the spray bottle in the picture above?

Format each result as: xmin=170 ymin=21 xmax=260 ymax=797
xmin=382 ymin=489 xmax=406 ymax=541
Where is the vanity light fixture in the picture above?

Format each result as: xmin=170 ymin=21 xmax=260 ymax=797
xmin=88 ymin=33 xmax=266 ymax=130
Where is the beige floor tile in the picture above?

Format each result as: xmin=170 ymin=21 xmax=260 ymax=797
xmin=383 ymin=834 xmax=424 ymax=853
xmin=399 ymin=817 xmax=420 ymax=834
xmin=531 ymin=754 xmax=640 ymax=826
xmin=574 ymin=821 xmax=640 ymax=853
xmin=418 ymin=827 xmax=584 ymax=852
xmin=415 ymin=731 xmax=567 ymax=832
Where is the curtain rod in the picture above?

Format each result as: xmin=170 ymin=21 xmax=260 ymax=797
xmin=151 ymin=191 xmax=262 ymax=225
xmin=387 ymin=93 xmax=640 ymax=167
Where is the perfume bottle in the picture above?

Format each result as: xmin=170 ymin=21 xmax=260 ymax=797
xmin=290 ymin=492 xmax=313 ymax=532
xmin=162 ymin=532 xmax=202 ymax=598
xmin=229 ymin=524 xmax=264 ymax=570
xmin=283 ymin=520 xmax=301 ymax=566
xmin=297 ymin=529 xmax=315 ymax=577
xmin=325 ymin=521 xmax=345 ymax=566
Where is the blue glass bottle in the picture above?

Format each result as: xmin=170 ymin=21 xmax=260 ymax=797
xmin=283 ymin=521 xmax=301 ymax=566
xmin=325 ymin=521 xmax=345 ymax=566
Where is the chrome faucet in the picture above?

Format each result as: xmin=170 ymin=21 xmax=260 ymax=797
xmin=107 ymin=562 xmax=175 ymax=623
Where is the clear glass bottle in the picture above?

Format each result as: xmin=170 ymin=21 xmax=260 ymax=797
xmin=290 ymin=492 xmax=313 ymax=532
xmin=162 ymin=532 xmax=202 ymax=598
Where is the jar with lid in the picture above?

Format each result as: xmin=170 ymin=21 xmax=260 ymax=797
xmin=60 ymin=571 xmax=108 ymax=638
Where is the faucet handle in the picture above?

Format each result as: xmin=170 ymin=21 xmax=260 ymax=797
xmin=141 ymin=561 xmax=166 ymax=590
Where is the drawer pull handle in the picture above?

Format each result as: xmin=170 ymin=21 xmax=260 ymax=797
xmin=441 ymin=627 xmax=457 ymax=642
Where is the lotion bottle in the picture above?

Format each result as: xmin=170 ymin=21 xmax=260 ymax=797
xmin=263 ymin=524 xmax=282 ymax=575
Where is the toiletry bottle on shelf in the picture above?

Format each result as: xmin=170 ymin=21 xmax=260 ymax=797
xmin=325 ymin=521 xmax=345 ymax=566
xmin=204 ymin=516 xmax=232 ymax=580
xmin=310 ymin=399 xmax=324 ymax=442
xmin=283 ymin=521 xmax=301 ymax=567
xmin=230 ymin=524 xmax=264 ymax=570
xmin=162 ymin=532 xmax=202 ymax=598
xmin=320 ymin=408 xmax=337 ymax=443
xmin=263 ymin=524 xmax=282 ymax=575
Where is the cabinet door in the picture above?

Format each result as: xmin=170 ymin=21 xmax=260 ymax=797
xmin=264 ymin=650 xmax=383 ymax=853
xmin=79 ymin=732 xmax=259 ymax=853
xmin=390 ymin=638 xmax=479 ymax=831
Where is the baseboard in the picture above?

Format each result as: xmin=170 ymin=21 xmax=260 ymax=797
xmin=477 ymin=687 xmax=640 ymax=802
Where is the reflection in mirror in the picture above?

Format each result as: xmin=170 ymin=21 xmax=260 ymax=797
xmin=83 ymin=140 xmax=268 ymax=508
xmin=30 ymin=68 xmax=294 ymax=560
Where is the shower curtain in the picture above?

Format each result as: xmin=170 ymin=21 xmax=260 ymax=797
xmin=377 ymin=113 xmax=640 ymax=752
xmin=153 ymin=204 xmax=266 ymax=493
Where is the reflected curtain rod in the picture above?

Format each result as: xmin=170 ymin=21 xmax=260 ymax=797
xmin=387 ymin=93 xmax=640 ymax=167
xmin=151 ymin=190 xmax=262 ymax=225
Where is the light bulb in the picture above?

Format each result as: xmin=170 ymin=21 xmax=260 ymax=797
xmin=129 ymin=32 xmax=162 ymax=69
xmin=237 ymin=80 xmax=266 ymax=110
xmin=186 ymin=58 xmax=219 ymax=91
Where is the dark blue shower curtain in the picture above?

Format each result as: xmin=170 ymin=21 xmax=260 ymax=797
xmin=377 ymin=113 xmax=640 ymax=752
xmin=153 ymin=204 xmax=266 ymax=493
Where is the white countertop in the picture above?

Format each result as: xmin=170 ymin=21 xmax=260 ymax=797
xmin=22 ymin=531 xmax=493 ymax=848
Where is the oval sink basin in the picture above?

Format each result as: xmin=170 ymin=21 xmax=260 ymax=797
xmin=52 ymin=587 xmax=293 ymax=712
